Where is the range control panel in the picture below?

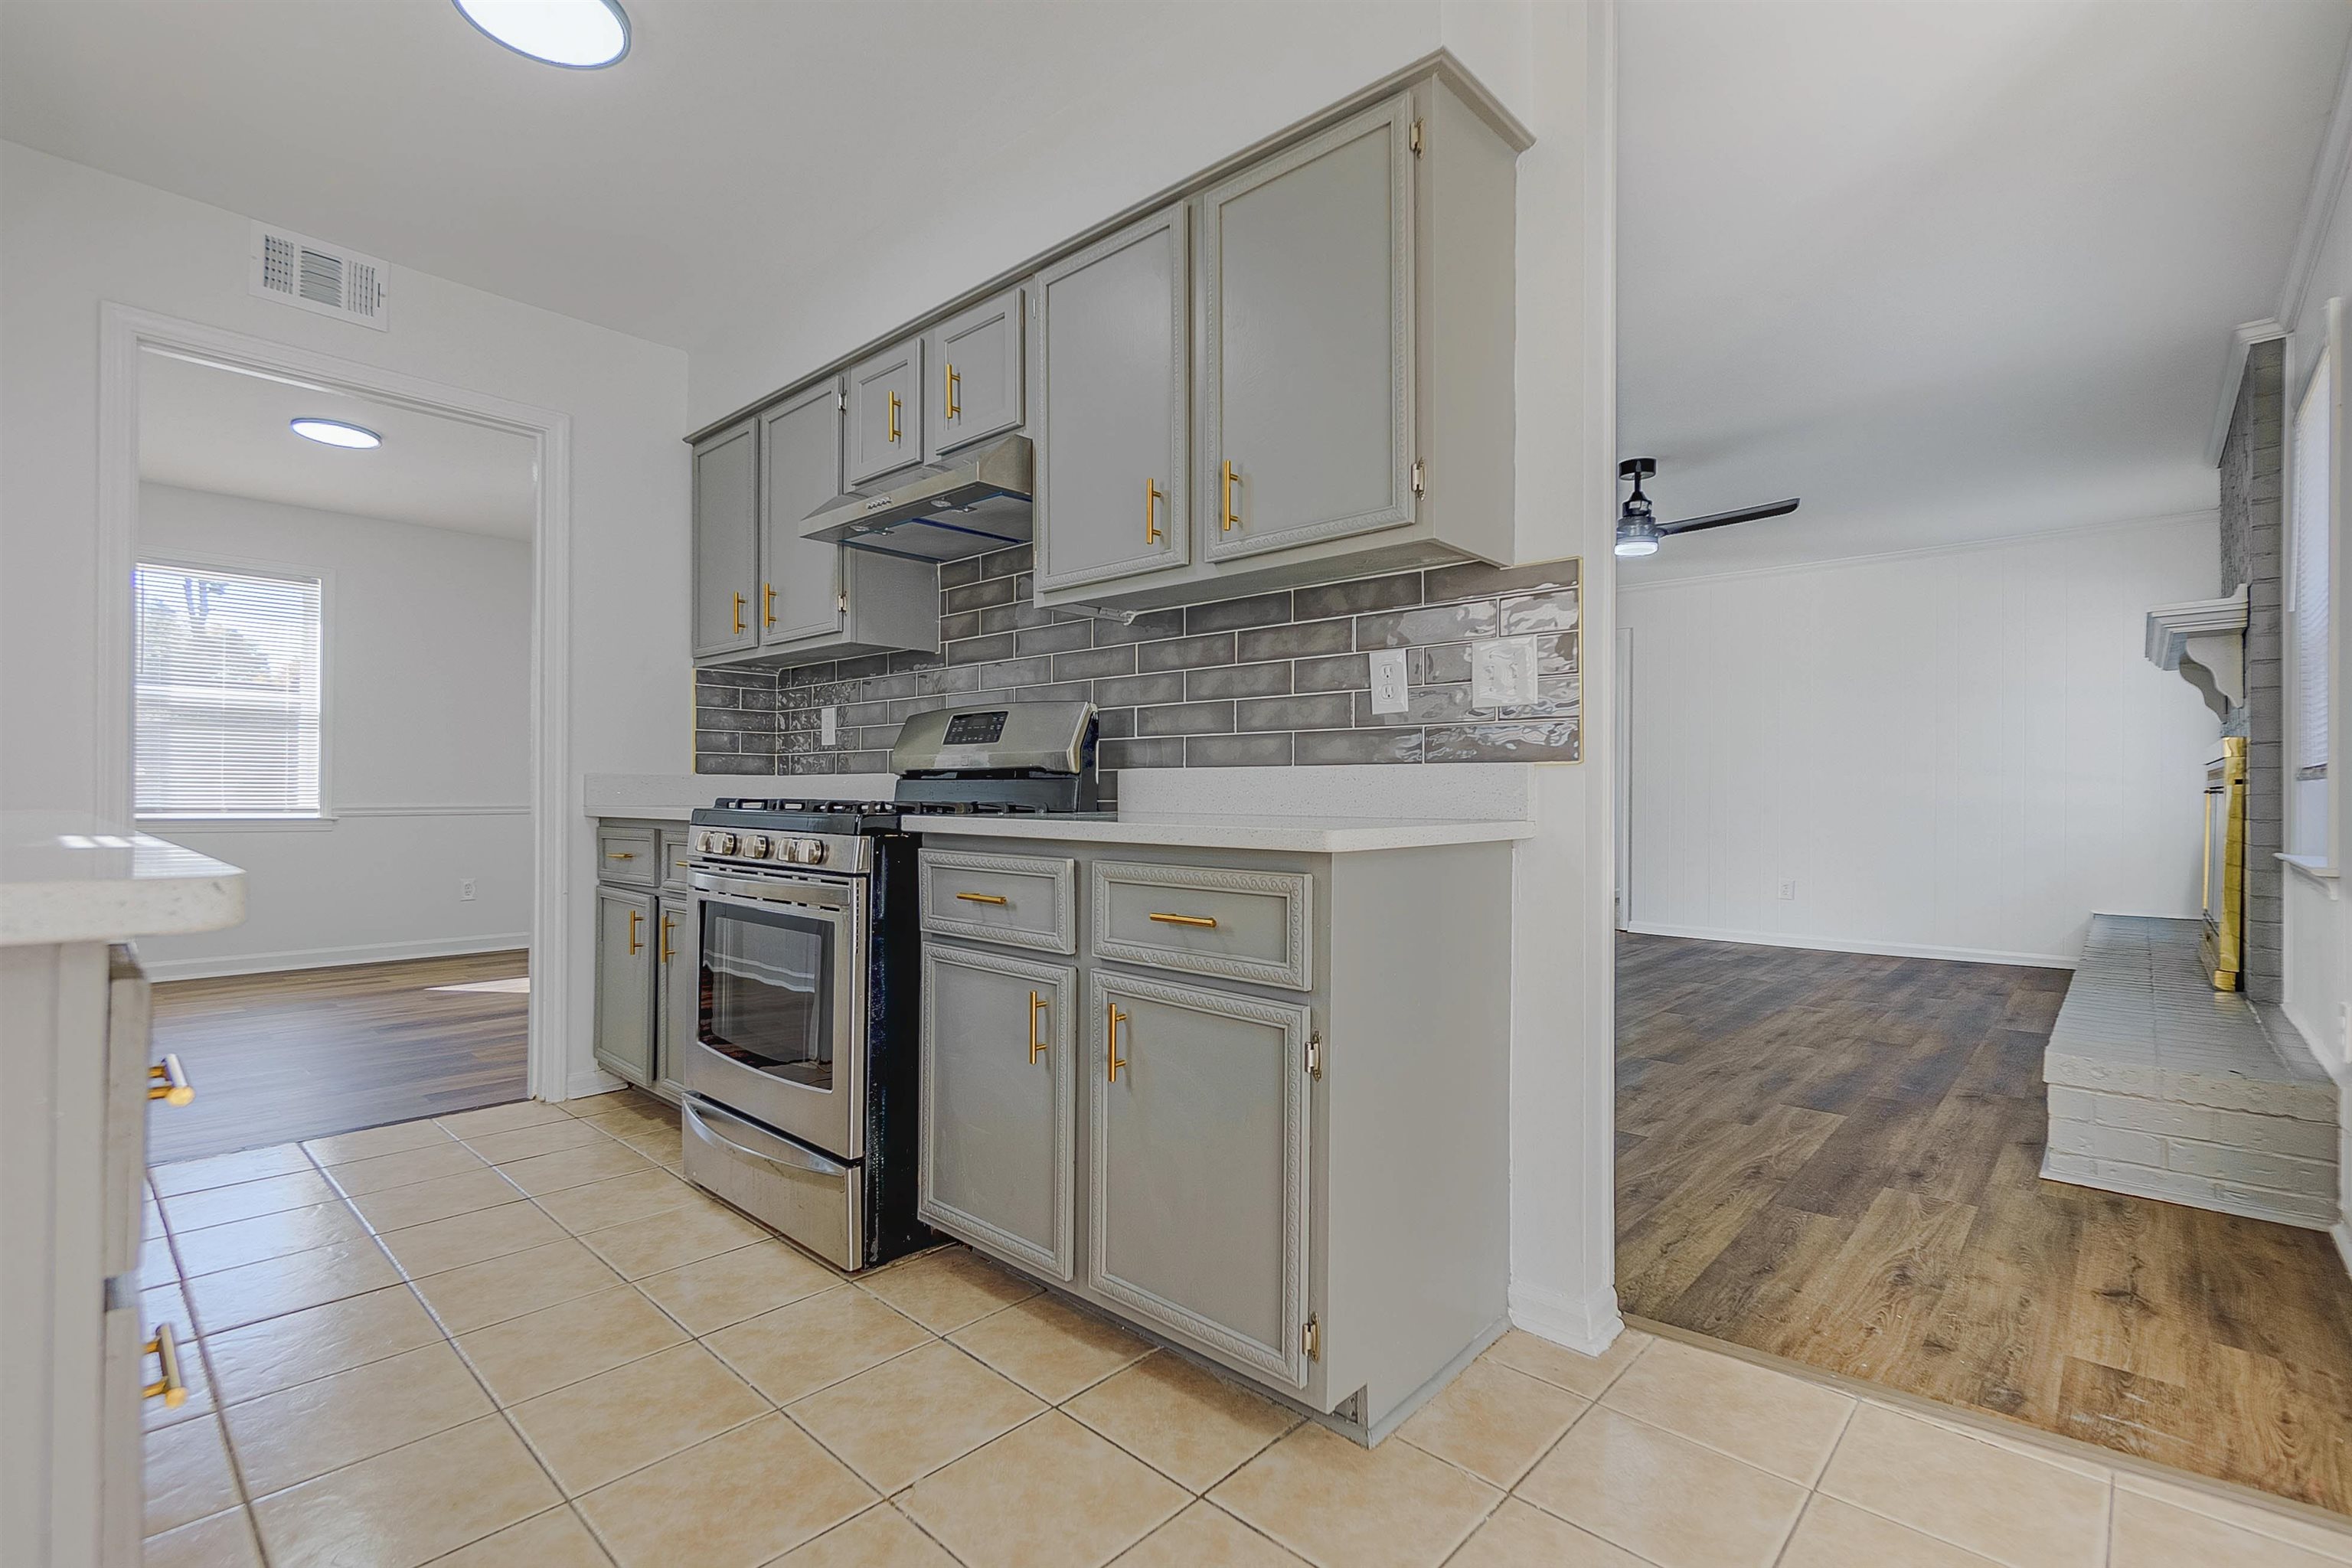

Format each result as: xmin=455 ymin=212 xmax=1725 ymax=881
xmin=692 ymin=829 xmax=830 ymax=867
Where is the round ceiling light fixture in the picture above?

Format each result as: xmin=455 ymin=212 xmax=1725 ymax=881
xmin=453 ymin=0 xmax=630 ymax=68
xmin=289 ymin=418 xmax=382 ymax=449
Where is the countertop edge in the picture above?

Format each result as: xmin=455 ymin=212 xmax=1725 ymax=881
xmin=911 ymin=818 xmax=1538 ymax=852
xmin=0 ymin=873 xmax=247 ymax=948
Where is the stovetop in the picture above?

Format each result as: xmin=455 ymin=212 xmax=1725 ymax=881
xmin=691 ymin=797 xmax=1091 ymax=837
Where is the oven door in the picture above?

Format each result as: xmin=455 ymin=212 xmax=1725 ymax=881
xmin=691 ymin=867 xmax=864 ymax=1160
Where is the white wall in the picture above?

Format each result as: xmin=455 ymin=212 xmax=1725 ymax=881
xmin=1619 ymin=515 xmax=2223 ymax=966
xmin=132 ymin=483 xmax=532 ymax=978
xmin=0 ymin=142 xmax=691 ymax=1093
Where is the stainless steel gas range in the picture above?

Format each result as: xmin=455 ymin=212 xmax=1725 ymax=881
xmin=680 ymin=699 xmax=1099 ymax=1271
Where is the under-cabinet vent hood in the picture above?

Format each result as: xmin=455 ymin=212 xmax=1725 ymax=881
xmin=801 ymin=435 xmax=1033 ymax=562
xmin=2146 ymin=583 xmax=2248 ymax=719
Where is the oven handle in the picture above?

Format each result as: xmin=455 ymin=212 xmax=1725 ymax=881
xmin=691 ymin=871 xmax=852 ymax=915
xmin=683 ymin=1095 xmax=851 ymax=1178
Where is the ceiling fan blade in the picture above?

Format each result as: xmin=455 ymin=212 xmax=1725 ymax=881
xmin=1657 ymin=498 xmax=1800 ymax=535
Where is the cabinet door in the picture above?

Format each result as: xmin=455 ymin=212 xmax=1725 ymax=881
xmin=1033 ymin=204 xmax=1191 ymax=593
xmin=760 ymin=380 xmax=848 ymax=648
xmin=693 ymin=420 xmax=760 ymax=658
xmin=593 ymin=887 xmax=656 ymax=1087
xmin=921 ymin=946 xmax=1075 ymax=1279
xmin=925 ymin=286 xmax=1024 ymax=462
xmin=655 ymin=892 xmax=697 ymax=1100
xmin=847 ymin=338 xmax=923 ymax=485
xmin=1089 ymin=971 xmax=1312 ymax=1386
xmin=1200 ymin=93 xmax=1414 ymax=562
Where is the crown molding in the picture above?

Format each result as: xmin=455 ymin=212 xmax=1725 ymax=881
xmin=2203 ymin=317 xmax=2290 ymax=468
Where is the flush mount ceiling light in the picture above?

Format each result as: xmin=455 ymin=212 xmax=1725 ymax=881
xmin=289 ymin=418 xmax=381 ymax=449
xmin=453 ymin=0 xmax=630 ymax=68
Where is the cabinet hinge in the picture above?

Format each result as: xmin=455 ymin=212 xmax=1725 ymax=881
xmin=836 ymin=389 xmax=847 ymax=413
xmin=837 ymin=591 xmax=848 ymax=612
xmin=1410 ymin=117 xmax=1424 ymax=157
xmin=1411 ymin=459 xmax=1426 ymax=497
xmin=1302 ymin=1314 xmax=1321 ymax=1361
xmin=1306 ymin=1031 xmax=1323 ymax=1080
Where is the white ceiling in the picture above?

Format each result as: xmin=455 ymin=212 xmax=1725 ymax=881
xmin=1615 ymin=0 xmax=2351 ymax=580
xmin=139 ymin=350 xmax=537 ymax=538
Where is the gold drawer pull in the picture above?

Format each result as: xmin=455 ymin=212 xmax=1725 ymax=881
xmin=732 ymin=592 xmax=746 ymax=635
xmin=627 ymin=908 xmax=642 ymax=957
xmin=1145 ymin=477 xmax=1164 ymax=544
xmin=660 ymin=913 xmax=677 ymax=965
xmin=143 ymin=1323 xmax=187 ymax=1408
xmin=1027 ymin=990 xmax=1047 ymax=1063
xmin=956 ymin=892 xmax=1009 ymax=906
xmin=606 ymin=851 xmax=636 ymax=860
xmin=764 ymin=583 xmax=777 ymax=630
xmin=147 ymin=1055 xmax=193 ymax=1107
xmin=945 ymin=362 xmax=962 ymax=420
xmin=1106 ymin=1003 xmax=1128 ymax=1082
xmin=1148 ymin=913 xmax=1217 ymax=929
xmin=888 ymin=390 xmax=902 ymax=444
xmin=1221 ymin=459 xmax=1242 ymax=532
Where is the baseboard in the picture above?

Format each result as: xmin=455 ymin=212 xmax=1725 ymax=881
xmin=1507 ymin=1279 xmax=1623 ymax=1357
xmin=141 ymin=933 xmax=531 ymax=982
xmin=1622 ymin=921 xmax=2076 ymax=970
xmin=566 ymin=1067 xmax=626 ymax=1102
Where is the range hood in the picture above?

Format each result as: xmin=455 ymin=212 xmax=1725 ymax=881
xmin=2146 ymin=583 xmax=2248 ymax=720
xmin=801 ymin=434 xmax=1033 ymax=563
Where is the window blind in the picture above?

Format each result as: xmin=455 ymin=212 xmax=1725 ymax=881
xmin=2292 ymin=351 xmax=2331 ymax=778
xmin=134 ymin=561 xmax=323 ymax=818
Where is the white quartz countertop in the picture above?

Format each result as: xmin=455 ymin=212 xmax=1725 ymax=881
xmin=909 ymin=812 xmax=1534 ymax=853
xmin=1 ymin=814 xmax=246 ymax=946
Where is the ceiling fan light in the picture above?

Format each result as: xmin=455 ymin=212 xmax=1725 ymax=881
xmin=1615 ymin=517 xmax=1661 ymax=557
xmin=453 ymin=0 xmax=630 ymax=68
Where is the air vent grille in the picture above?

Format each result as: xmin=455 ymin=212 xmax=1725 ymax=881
xmin=248 ymin=222 xmax=389 ymax=332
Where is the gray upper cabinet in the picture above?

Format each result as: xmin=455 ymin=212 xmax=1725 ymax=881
xmin=1089 ymin=969 xmax=1312 ymax=1387
xmin=759 ymin=380 xmax=848 ymax=648
xmin=1202 ymin=93 xmax=1414 ymax=564
xmin=594 ymin=886 xmax=657 ymax=1087
xmin=924 ymin=287 xmax=1024 ymax=462
xmin=1032 ymin=204 xmax=1191 ymax=593
xmin=921 ymin=946 xmax=1076 ymax=1279
xmin=691 ymin=420 xmax=760 ymax=658
xmin=847 ymin=338 xmax=923 ymax=485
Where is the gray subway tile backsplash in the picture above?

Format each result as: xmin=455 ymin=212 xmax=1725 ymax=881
xmin=691 ymin=544 xmax=1583 ymax=786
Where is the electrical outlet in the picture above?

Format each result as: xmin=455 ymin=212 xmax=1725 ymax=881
xmin=820 ymin=705 xmax=838 ymax=746
xmin=459 ymin=879 xmax=478 ymax=901
xmin=1470 ymin=636 xmax=1539 ymax=709
xmin=1777 ymin=880 xmax=1796 ymax=901
xmin=1368 ymin=648 xmax=1410 ymax=715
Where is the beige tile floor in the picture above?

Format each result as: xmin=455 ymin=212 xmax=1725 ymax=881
xmin=141 ymin=1092 xmax=2352 ymax=1568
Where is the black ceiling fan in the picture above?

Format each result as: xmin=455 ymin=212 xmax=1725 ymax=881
xmin=1614 ymin=459 xmax=1798 ymax=557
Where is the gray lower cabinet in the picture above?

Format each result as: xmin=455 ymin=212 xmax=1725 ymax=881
xmin=691 ymin=419 xmax=760 ymax=658
xmin=593 ymin=885 xmax=657 ymax=1087
xmin=1090 ymin=969 xmax=1312 ymax=1387
xmin=924 ymin=286 xmax=1024 ymax=462
xmin=1031 ymin=204 xmax=1191 ymax=593
xmin=847 ymin=336 xmax=923 ymax=485
xmin=919 ymin=945 xmax=1076 ymax=1279
xmin=655 ymin=890 xmax=696 ymax=1101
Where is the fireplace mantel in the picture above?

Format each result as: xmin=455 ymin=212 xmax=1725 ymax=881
xmin=2145 ymin=584 xmax=2249 ymax=719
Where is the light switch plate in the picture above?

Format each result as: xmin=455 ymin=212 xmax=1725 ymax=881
xmin=1369 ymin=649 xmax=1410 ymax=715
xmin=820 ymin=706 xmax=838 ymax=746
xmin=1471 ymin=636 xmax=1539 ymax=709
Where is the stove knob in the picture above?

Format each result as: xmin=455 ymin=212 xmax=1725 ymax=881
xmin=694 ymin=831 xmax=714 ymax=854
xmin=744 ymin=834 xmax=770 ymax=860
xmin=715 ymin=831 xmax=739 ymax=855
xmin=799 ymin=838 xmax=828 ymax=867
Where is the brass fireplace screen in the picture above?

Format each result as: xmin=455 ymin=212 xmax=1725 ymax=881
xmin=2202 ymin=735 xmax=2247 ymax=992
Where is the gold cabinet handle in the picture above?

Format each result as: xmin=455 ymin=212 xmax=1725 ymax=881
xmin=1106 ymin=1002 xmax=1128 ymax=1082
xmin=606 ymin=851 xmax=635 ymax=860
xmin=887 ymin=390 xmax=901 ymax=444
xmin=147 ymin=1055 xmax=193 ymax=1108
xmin=1148 ymin=912 xmax=1217 ymax=929
xmin=763 ymin=583 xmax=777 ymax=630
xmin=1221 ymin=460 xmax=1241 ymax=532
xmin=956 ymin=892 xmax=1009 ymax=906
xmin=1027 ymin=990 xmax=1047 ymax=1063
xmin=142 ymin=1323 xmax=187 ymax=1408
xmin=1145 ymin=478 xmax=1164 ymax=544
xmin=732 ymin=592 xmax=746 ymax=635
xmin=626 ymin=908 xmax=642 ymax=957
xmin=945 ymin=362 xmax=961 ymax=421
xmin=660 ymin=913 xmax=677 ymax=965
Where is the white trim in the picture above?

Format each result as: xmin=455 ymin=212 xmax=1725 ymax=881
xmin=140 ymin=932 xmax=529 ymax=982
xmin=1507 ymin=1279 xmax=1624 ymax=1357
xmin=336 ymin=804 xmax=532 ymax=818
xmin=1623 ymin=920 xmax=2078 ymax=970
xmin=1618 ymin=508 xmax=2220 ymax=594
xmin=2333 ymin=1220 xmax=2352 ymax=1279
xmin=570 ymin=1067 xmax=628 ymax=1099
xmin=96 ymin=304 xmax=573 ymax=1102
xmin=2203 ymin=318 xmax=2289 ymax=469
xmin=2281 ymin=41 xmax=2352 ymax=340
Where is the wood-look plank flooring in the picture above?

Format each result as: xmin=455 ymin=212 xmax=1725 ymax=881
xmin=148 ymin=951 xmax=528 ymax=1163
xmin=1616 ymin=931 xmax=2352 ymax=1514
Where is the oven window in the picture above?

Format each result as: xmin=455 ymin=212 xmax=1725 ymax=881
xmin=701 ymin=901 xmax=835 ymax=1092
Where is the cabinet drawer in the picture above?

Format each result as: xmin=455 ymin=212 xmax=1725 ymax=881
xmin=660 ymin=828 xmax=693 ymax=892
xmin=598 ymin=825 xmax=658 ymax=888
xmin=920 ymin=850 xmax=1076 ymax=955
xmin=1091 ymin=861 xmax=1312 ymax=990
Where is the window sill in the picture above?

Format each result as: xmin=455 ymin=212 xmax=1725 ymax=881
xmin=2277 ymin=851 xmax=2340 ymax=897
xmin=136 ymin=815 xmax=338 ymax=834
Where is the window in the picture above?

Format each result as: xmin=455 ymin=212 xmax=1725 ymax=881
xmin=134 ymin=561 xmax=324 ymax=818
xmin=2290 ymin=348 xmax=2332 ymax=856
